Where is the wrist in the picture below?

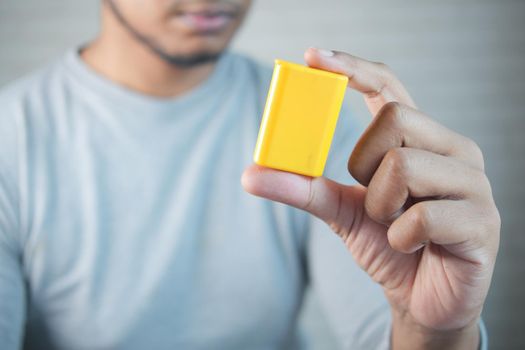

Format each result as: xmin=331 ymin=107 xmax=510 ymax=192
xmin=390 ymin=309 xmax=480 ymax=350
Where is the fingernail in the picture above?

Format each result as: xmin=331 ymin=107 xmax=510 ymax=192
xmin=313 ymin=47 xmax=335 ymax=57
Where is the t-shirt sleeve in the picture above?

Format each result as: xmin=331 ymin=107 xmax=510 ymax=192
xmin=0 ymin=99 xmax=27 ymax=349
xmin=304 ymin=106 xmax=392 ymax=349
xmin=479 ymin=318 xmax=489 ymax=350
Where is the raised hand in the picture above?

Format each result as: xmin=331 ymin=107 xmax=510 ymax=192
xmin=242 ymin=48 xmax=500 ymax=349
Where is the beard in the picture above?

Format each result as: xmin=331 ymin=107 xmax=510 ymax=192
xmin=106 ymin=0 xmax=222 ymax=68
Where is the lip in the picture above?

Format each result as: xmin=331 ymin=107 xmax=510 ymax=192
xmin=173 ymin=4 xmax=238 ymax=34
xmin=176 ymin=12 xmax=234 ymax=33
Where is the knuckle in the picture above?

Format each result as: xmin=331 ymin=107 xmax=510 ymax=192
xmin=383 ymin=147 xmax=410 ymax=176
xmin=364 ymin=187 xmax=394 ymax=224
xmin=465 ymin=137 xmax=482 ymax=157
xmin=474 ymin=203 xmax=501 ymax=255
xmin=347 ymin=159 xmax=363 ymax=185
xmin=488 ymin=206 xmax=502 ymax=235
xmin=462 ymin=137 xmax=485 ymax=170
xmin=482 ymin=201 xmax=501 ymax=234
xmin=364 ymin=179 xmax=402 ymax=225
xmin=387 ymin=205 xmax=430 ymax=254
xmin=480 ymin=172 xmax=492 ymax=193
xmin=387 ymin=225 xmax=414 ymax=253
xmin=376 ymin=62 xmax=396 ymax=83
xmin=493 ymin=206 xmax=502 ymax=229
xmin=375 ymin=61 xmax=392 ymax=75
xmin=347 ymin=153 xmax=357 ymax=175
xmin=378 ymin=101 xmax=406 ymax=127
xmin=341 ymin=54 xmax=358 ymax=69
xmin=491 ymin=209 xmax=502 ymax=242
xmin=348 ymin=151 xmax=370 ymax=185
xmin=364 ymin=192 xmax=383 ymax=223
xmin=472 ymin=170 xmax=492 ymax=196
xmin=347 ymin=146 xmax=362 ymax=172
xmin=387 ymin=230 xmax=406 ymax=252
xmin=409 ymin=203 xmax=431 ymax=233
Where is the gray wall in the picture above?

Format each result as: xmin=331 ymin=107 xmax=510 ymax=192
xmin=1 ymin=1 xmax=524 ymax=349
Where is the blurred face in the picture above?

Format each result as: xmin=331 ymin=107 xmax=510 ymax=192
xmin=105 ymin=0 xmax=252 ymax=67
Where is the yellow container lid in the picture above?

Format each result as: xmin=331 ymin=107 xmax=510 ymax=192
xmin=253 ymin=59 xmax=348 ymax=177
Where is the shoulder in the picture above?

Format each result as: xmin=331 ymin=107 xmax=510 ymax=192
xmin=0 ymin=60 xmax=66 ymax=246
xmin=0 ymin=56 xmax=70 ymax=124
xmin=0 ymin=54 xmax=67 ymax=101
xmin=0 ymin=53 xmax=74 ymax=149
xmin=0 ymin=55 xmax=70 ymax=180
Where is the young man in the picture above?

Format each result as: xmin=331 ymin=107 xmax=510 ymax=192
xmin=0 ymin=0 xmax=499 ymax=349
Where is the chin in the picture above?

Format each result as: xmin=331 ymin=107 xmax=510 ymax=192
xmin=152 ymin=44 xmax=224 ymax=67
xmin=168 ymin=36 xmax=230 ymax=56
xmin=162 ymin=18 xmax=240 ymax=55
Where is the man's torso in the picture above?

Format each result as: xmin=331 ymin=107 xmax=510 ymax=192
xmin=0 ymin=50 xmax=310 ymax=349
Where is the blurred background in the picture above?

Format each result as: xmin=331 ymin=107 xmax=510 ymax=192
xmin=1 ymin=0 xmax=523 ymax=348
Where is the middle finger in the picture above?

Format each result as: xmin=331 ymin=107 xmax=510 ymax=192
xmin=364 ymin=147 xmax=489 ymax=226
xmin=349 ymin=102 xmax=484 ymax=186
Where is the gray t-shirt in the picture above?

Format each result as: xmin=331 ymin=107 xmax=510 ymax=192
xmin=0 ymin=49 xmax=392 ymax=349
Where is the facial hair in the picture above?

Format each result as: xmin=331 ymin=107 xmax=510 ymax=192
xmin=106 ymin=0 xmax=222 ymax=68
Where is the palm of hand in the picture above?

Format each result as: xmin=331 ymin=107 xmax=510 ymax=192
xmin=335 ymin=185 xmax=491 ymax=331
xmin=242 ymin=48 xmax=500 ymax=343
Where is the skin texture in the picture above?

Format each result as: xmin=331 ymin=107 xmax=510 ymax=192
xmin=242 ymin=48 xmax=501 ymax=349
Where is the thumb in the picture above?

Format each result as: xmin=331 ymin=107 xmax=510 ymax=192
xmin=241 ymin=164 xmax=369 ymax=234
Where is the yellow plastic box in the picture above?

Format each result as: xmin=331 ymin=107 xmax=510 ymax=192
xmin=253 ymin=59 xmax=348 ymax=177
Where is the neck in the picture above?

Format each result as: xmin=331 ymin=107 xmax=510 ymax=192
xmin=81 ymin=13 xmax=217 ymax=98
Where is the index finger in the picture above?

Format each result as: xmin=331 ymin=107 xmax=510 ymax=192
xmin=304 ymin=47 xmax=416 ymax=116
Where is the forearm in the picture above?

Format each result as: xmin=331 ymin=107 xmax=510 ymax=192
xmin=391 ymin=310 xmax=480 ymax=350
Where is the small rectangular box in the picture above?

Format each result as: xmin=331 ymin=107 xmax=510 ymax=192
xmin=253 ymin=59 xmax=348 ymax=177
